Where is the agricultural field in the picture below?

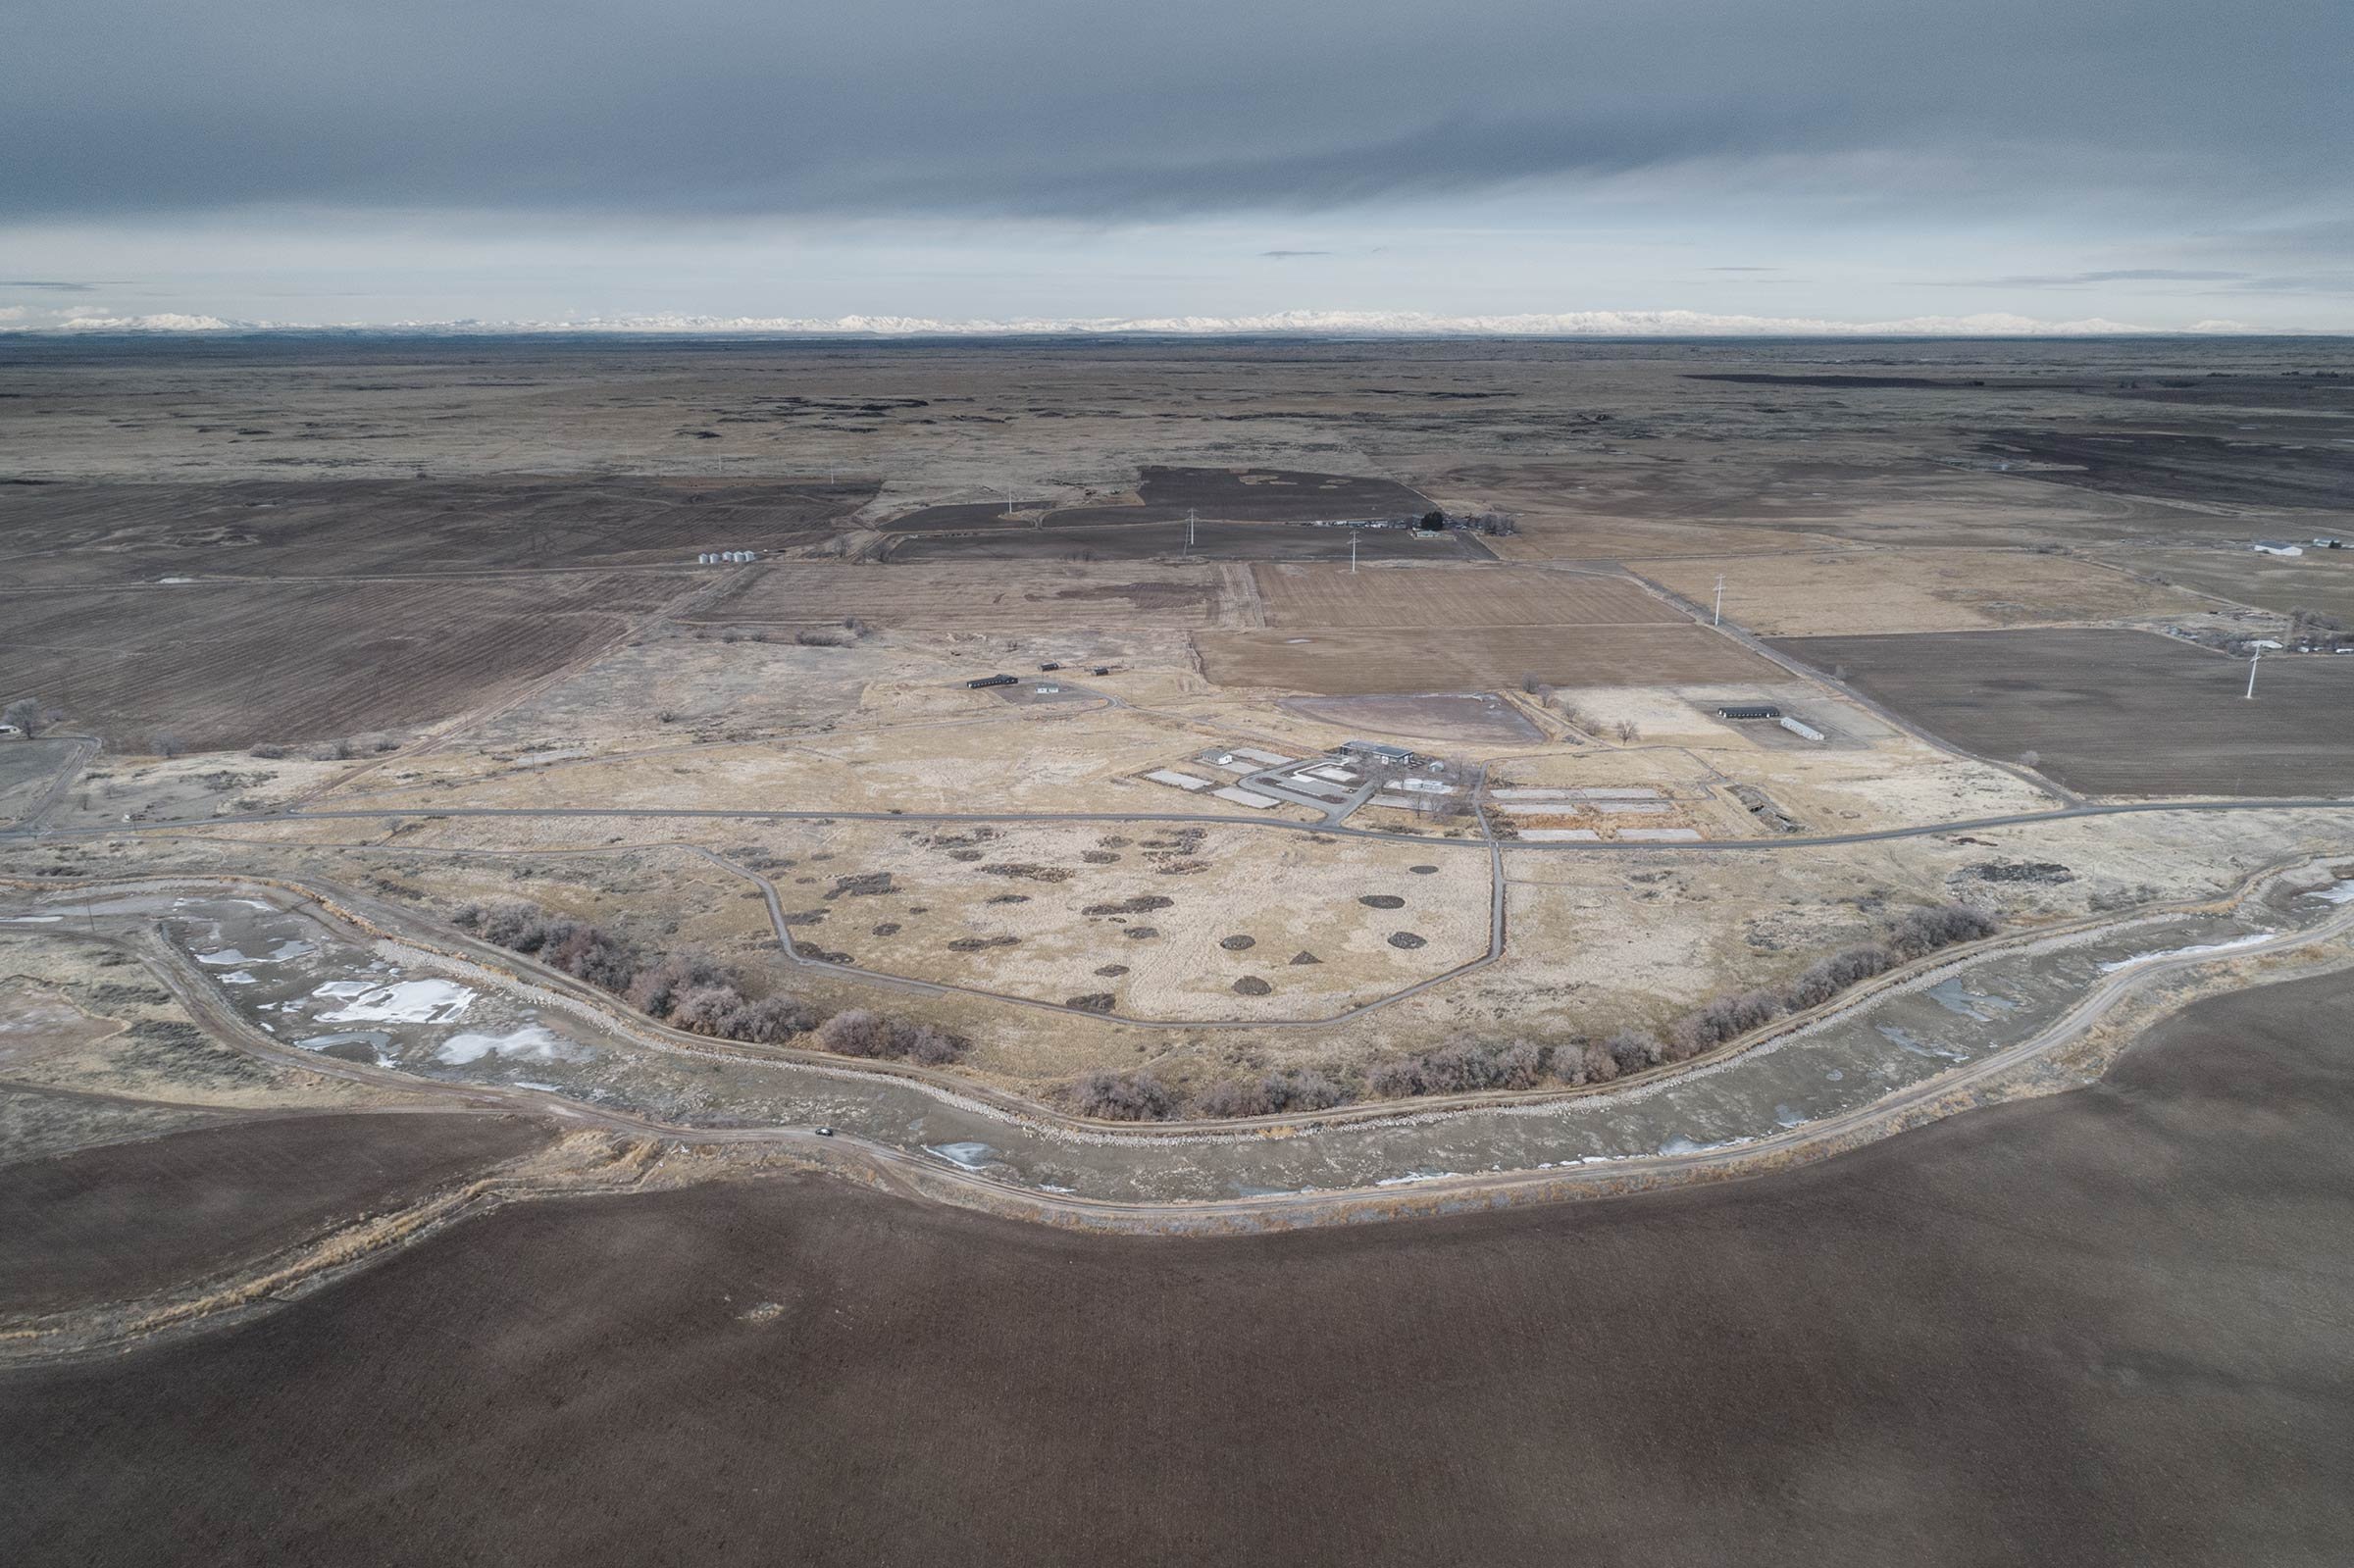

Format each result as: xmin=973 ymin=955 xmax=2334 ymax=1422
xmin=0 ymin=574 xmax=684 ymax=750
xmin=0 ymin=738 xmax=79 ymax=826
xmin=883 ymin=520 xmax=1491 ymax=564
xmin=1630 ymin=547 xmax=2211 ymax=635
xmin=1252 ymin=562 xmax=1678 ymax=629
xmin=0 ymin=1113 xmax=551 ymax=1318
xmin=1196 ymin=624 xmax=1782 ymax=693
xmin=0 ymin=476 xmax=872 ymax=583
xmin=1776 ymin=629 xmax=2354 ymax=796
xmin=685 ymin=559 xmax=1254 ymax=629
xmin=2092 ymin=545 xmax=2354 ymax=624
xmin=11 ymin=967 xmax=2354 ymax=1566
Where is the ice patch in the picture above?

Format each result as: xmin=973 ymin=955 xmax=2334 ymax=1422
xmin=2098 ymin=933 xmax=2273 ymax=974
xmin=218 ymin=971 xmax=258 ymax=986
xmin=2302 ymin=880 xmax=2354 ymax=906
xmin=1659 ymin=1136 xmax=1707 ymax=1156
xmin=1773 ymin=1104 xmax=1807 ymax=1128
xmin=927 ymin=1141 xmax=998 ymax=1171
xmin=1876 ymin=1023 xmax=1968 ymax=1062
xmin=197 ymin=938 xmax=315 ymax=966
xmin=315 ymin=978 xmax=476 ymax=1024
xmin=435 ymin=1024 xmax=586 ymax=1065
xmin=1374 ymin=1168 xmax=1457 ymax=1187
xmin=1 ymin=915 xmax=63 ymax=924
xmin=1926 ymin=979 xmax=2019 ymax=1021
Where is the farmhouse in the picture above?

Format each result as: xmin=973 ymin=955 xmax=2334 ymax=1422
xmin=1340 ymin=739 xmax=1417 ymax=766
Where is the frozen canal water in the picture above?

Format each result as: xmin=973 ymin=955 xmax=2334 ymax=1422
xmin=67 ymin=878 xmax=2354 ymax=1204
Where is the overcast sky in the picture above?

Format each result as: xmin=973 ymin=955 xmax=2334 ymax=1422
xmin=5 ymin=0 xmax=2348 ymax=331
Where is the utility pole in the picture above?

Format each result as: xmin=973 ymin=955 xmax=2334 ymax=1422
xmin=1713 ymin=574 xmax=1725 ymax=627
xmin=2245 ymin=647 xmax=2261 ymax=699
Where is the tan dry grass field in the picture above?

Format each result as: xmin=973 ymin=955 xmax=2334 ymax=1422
xmin=1630 ymin=547 xmax=2211 ymax=635
xmin=1250 ymin=562 xmax=1679 ymax=629
xmin=1195 ymin=624 xmax=1783 ymax=693
xmin=709 ymin=818 xmax=1491 ymax=1022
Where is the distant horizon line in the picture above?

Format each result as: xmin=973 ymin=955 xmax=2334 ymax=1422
xmin=5 ymin=307 xmax=2344 ymax=339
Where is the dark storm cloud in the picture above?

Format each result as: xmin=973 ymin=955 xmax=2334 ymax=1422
xmin=3 ymin=0 xmax=2346 ymax=223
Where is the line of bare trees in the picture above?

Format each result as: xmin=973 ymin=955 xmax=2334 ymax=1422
xmin=455 ymin=899 xmax=966 ymax=1064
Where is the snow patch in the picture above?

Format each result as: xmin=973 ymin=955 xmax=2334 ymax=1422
xmin=315 ymin=978 xmax=476 ymax=1024
xmin=435 ymin=1024 xmax=587 ymax=1065
xmin=2098 ymin=933 xmax=2273 ymax=973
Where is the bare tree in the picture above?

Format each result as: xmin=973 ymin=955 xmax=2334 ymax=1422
xmin=1614 ymin=719 xmax=1641 ymax=743
xmin=150 ymin=730 xmax=183 ymax=759
xmin=2 ymin=697 xmax=41 ymax=737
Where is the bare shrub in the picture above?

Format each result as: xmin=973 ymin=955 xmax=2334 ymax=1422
xmin=1606 ymin=1030 xmax=1662 ymax=1077
xmin=149 ymin=731 xmax=184 ymax=759
xmin=795 ymin=627 xmax=855 ymax=647
xmin=625 ymin=951 xmax=732 ymax=1018
xmin=1885 ymin=903 xmax=1999 ymax=961
xmin=813 ymin=1009 xmax=891 ymax=1057
xmin=725 ymin=993 xmax=821 ymax=1043
xmin=1668 ymin=988 xmax=1783 ymax=1058
xmin=1783 ymin=943 xmax=1898 ymax=1010
xmin=1196 ymin=1067 xmax=1350 ymax=1118
xmin=248 ymin=743 xmax=289 ymax=760
xmin=811 ymin=1008 xmax=968 ymax=1065
xmin=668 ymin=983 xmax=751 ymax=1036
xmin=1070 ymin=1069 xmax=1186 ymax=1121
xmin=458 ymin=901 xmax=642 ymax=994
xmin=1366 ymin=1037 xmax=1543 ymax=1098
xmin=1579 ymin=1037 xmax=1622 ymax=1084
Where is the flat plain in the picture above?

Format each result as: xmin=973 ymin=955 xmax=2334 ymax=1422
xmin=5 ymin=333 xmax=2354 ymax=1565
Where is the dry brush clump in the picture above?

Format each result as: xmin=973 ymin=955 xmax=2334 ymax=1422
xmin=812 ymin=1008 xmax=969 ymax=1066
xmin=1885 ymin=902 xmax=2000 ymax=961
xmin=1783 ymin=944 xmax=1899 ymax=1009
xmin=1068 ymin=1069 xmax=1187 ymax=1121
xmin=453 ymin=899 xmax=959 ymax=1062
xmin=1194 ymin=1066 xmax=1351 ymax=1119
xmin=1667 ymin=988 xmax=1784 ymax=1057
xmin=1366 ymin=1037 xmax=1546 ymax=1098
